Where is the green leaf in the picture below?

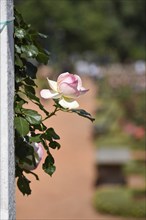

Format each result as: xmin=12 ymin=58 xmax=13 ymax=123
xmin=33 ymin=123 xmax=47 ymax=131
xmin=15 ymin=135 xmax=35 ymax=160
xmin=17 ymin=175 xmax=31 ymax=195
xmin=14 ymin=116 xmax=29 ymax=136
xmin=29 ymin=134 xmax=41 ymax=142
xmin=15 ymin=54 xmax=23 ymax=67
xmin=15 ymin=74 xmax=26 ymax=84
xmin=37 ymin=52 xmax=49 ymax=64
xmin=24 ymin=77 xmax=37 ymax=86
xmin=42 ymin=154 xmax=56 ymax=176
xmin=22 ymin=109 xmax=42 ymax=125
xmin=35 ymin=43 xmax=50 ymax=64
xmin=15 ymin=44 xmax=21 ymax=54
xmin=15 ymin=100 xmax=26 ymax=113
xmin=24 ymin=85 xmax=35 ymax=95
xmin=15 ymin=94 xmax=28 ymax=103
xmin=22 ymin=157 xmax=33 ymax=165
xmin=24 ymin=91 xmax=49 ymax=116
xmin=25 ymin=91 xmax=40 ymax=102
xmin=47 ymin=153 xmax=55 ymax=164
xmin=14 ymin=8 xmax=27 ymax=28
xmin=46 ymin=128 xmax=60 ymax=140
xmin=43 ymin=163 xmax=56 ymax=176
xmin=25 ymin=62 xmax=37 ymax=79
xmin=21 ymin=45 xmax=39 ymax=58
xmin=71 ymin=109 xmax=95 ymax=122
xmin=49 ymin=141 xmax=61 ymax=149
xmin=15 ymin=28 xmax=26 ymax=39
xmin=41 ymin=139 xmax=49 ymax=152
xmin=38 ymin=32 xmax=48 ymax=39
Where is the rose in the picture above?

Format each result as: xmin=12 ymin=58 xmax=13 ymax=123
xmin=40 ymin=72 xmax=88 ymax=109
xmin=19 ymin=142 xmax=43 ymax=171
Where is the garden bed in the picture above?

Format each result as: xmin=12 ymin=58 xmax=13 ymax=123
xmin=93 ymin=187 xmax=146 ymax=218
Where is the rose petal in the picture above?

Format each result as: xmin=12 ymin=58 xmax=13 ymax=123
xmin=58 ymin=82 xmax=79 ymax=98
xmin=57 ymin=72 xmax=70 ymax=84
xmin=74 ymin=75 xmax=82 ymax=90
xmin=57 ymin=72 xmax=77 ymax=85
xmin=47 ymin=78 xmax=58 ymax=92
xmin=59 ymin=97 xmax=79 ymax=109
xmin=79 ymin=87 xmax=89 ymax=95
xmin=40 ymin=89 xmax=61 ymax=99
xmin=33 ymin=143 xmax=43 ymax=162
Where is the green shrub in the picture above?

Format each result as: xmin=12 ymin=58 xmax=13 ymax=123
xmin=94 ymin=131 xmax=131 ymax=148
xmin=93 ymin=187 xmax=146 ymax=218
xmin=124 ymin=161 xmax=146 ymax=177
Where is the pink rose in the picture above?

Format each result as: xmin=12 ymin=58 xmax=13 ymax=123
xmin=19 ymin=143 xmax=43 ymax=171
xmin=40 ymin=72 xmax=88 ymax=109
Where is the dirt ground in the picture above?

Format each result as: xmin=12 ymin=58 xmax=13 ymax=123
xmin=16 ymin=77 xmax=135 ymax=220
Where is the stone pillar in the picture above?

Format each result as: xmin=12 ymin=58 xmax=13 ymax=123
xmin=0 ymin=0 xmax=15 ymax=219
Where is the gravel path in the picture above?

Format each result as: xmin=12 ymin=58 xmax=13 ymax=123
xmin=16 ymin=77 xmax=132 ymax=220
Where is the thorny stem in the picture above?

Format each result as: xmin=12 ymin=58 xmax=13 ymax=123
xmin=18 ymin=90 xmax=72 ymax=120
xmin=42 ymin=106 xmax=59 ymax=121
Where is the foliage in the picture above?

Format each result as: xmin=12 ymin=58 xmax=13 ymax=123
xmin=93 ymin=75 xmax=145 ymax=218
xmin=124 ymin=160 xmax=146 ymax=177
xmin=15 ymin=0 xmax=146 ymax=62
xmin=14 ymin=9 xmax=94 ymax=195
xmin=93 ymin=96 xmax=131 ymax=147
xmin=93 ymin=187 xmax=146 ymax=218
xmin=93 ymin=72 xmax=145 ymax=150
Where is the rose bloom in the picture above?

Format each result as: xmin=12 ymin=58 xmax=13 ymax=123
xmin=40 ymin=72 xmax=88 ymax=109
xmin=19 ymin=142 xmax=43 ymax=171
xmin=134 ymin=127 xmax=145 ymax=139
xmin=123 ymin=123 xmax=145 ymax=139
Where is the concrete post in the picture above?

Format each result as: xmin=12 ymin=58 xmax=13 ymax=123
xmin=0 ymin=0 xmax=15 ymax=219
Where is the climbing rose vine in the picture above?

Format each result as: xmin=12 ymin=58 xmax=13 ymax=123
xmin=14 ymin=9 xmax=94 ymax=195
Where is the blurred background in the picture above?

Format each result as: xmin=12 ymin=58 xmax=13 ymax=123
xmin=15 ymin=0 xmax=146 ymax=219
